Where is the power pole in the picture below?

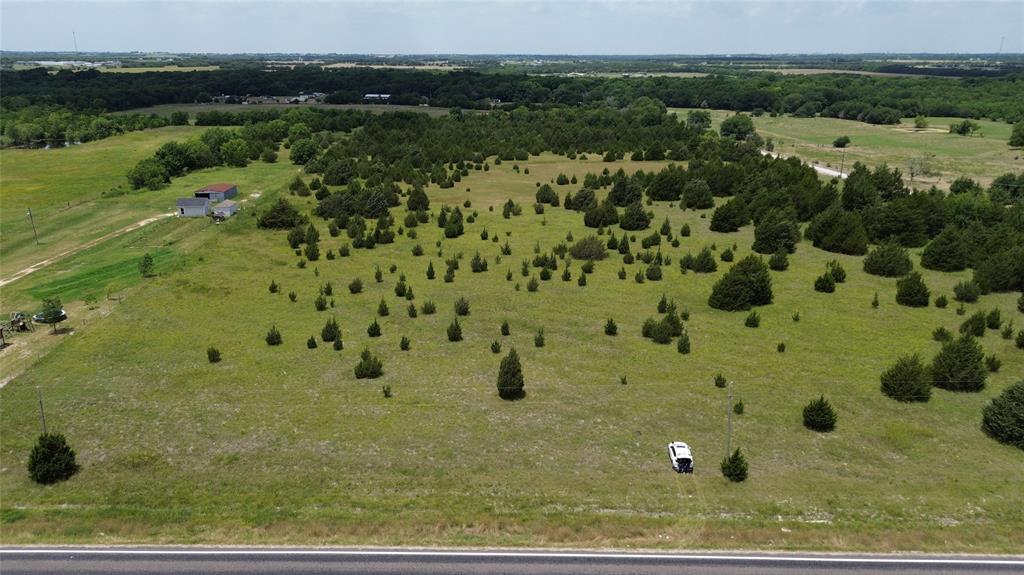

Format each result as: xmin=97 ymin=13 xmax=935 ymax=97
xmin=26 ymin=208 xmax=39 ymax=245
xmin=36 ymin=387 xmax=47 ymax=435
xmin=839 ymin=149 xmax=846 ymax=178
xmin=725 ymin=381 xmax=734 ymax=457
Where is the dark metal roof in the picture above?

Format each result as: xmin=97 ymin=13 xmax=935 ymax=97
xmin=197 ymin=183 xmax=237 ymax=193
xmin=177 ymin=198 xmax=211 ymax=207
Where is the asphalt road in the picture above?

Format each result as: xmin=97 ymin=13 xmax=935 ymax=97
xmin=2 ymin=549 xmax=1022 ymax=575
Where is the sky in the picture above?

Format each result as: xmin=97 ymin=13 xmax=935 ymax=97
xmin=1 ymin=0 xmax=1021 ymax=55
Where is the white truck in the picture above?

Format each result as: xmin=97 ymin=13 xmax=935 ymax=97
xmin=667 ymin=442 xmax=694 ymax=474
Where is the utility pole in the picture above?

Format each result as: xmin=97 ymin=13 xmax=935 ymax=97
xmin=839 ymin=148 xmax=846 ymax=178
xmin=725 ymin=381 xmax=734 ymax=457
xmin=36 ymin=387 xmax=47 ymax=435
xmin=26 ymin=208 xmax=39 ymax=245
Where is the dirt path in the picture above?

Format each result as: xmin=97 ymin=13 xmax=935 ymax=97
xmin=0 ymin=212 xmax=174 ymax=289
xmin=761 ymin=150 xmax=848 ymax=179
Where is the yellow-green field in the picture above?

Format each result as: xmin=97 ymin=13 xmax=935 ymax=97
xmin=1 ymin=148 xmax=1021 ymax=551
xmin=672 ymin=109 xmax=1023 ymax=190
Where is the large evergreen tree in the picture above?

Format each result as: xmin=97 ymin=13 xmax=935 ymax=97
xmin=708 ymin=255 xmax=772 ymax=311
xmin=981 ymin=380 xmax=1024 ymax=450
xmin=863 ymin=241 xmax=913 ymax=277
xmin=497 ymin=348 xmax=525 ymax=400
xmin=920 ymin=226 xmax=970 ymax=272
xmin=931 ymin=335 xmax=986 ymax=392
xmin=896 ymin=272 xmax=930 ymax=307
xmin=751 ymin=209 xmax=800 ymax=254
xmin=880 ymin=354 xmax=931 ymax=402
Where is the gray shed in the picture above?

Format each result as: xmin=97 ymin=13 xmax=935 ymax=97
xmin=194 ymin=183 xmax=239 ymax=202
xmin=176 ymin=197 xmax=211 ymax=217
xmin=213 ymin=199 xmax=239 ymax=218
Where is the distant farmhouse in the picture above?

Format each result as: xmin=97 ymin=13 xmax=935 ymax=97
xmin=177 ymin=183 xmax=240 ymax=218
xmin=363 ymin=93 xmax=391 ymax=103
xmin=194 ymin=183 xmax=238 ymax=202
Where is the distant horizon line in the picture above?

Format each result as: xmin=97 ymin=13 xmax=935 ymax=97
xmin=2 ymin=51 xmax=1022 ymax=57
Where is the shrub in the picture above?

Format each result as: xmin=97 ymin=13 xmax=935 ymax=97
xmin=1001 ymin=323 xmax=1014 ymax=339
xmin=377 ymin=298 xmax=390 ymax=317
xmin=872 ymin=292 xmax=879 ymax=308
xmin=400 ymin=336 xmax=411 ymax=351
xmin=527 ymin=276 xmax=540 ymax=292
xmin=896 ymin=272 xmax=930 ymax=307
xmin=569 ymin=236 xmax=608 ymax=260
xmin=27 ymin=433 xmax=79 ymax=485
xmin=1018 ymin=330 xmax=1024 ymax=349
xmin=207 ymin=346 xmax=221 ymax=363
xmin=720 ymin=448 xmax=748 ymax=482
xmin=348 ymin=278 xmax=363 ymax=294
xmin=677 ymin=332 xmax=691 ymax=354
xmin=578 ymin=274 xmax=587 ymax=286
xmin=367 ymin=319 xmax=382 ymax=337
xmin=986 ymin=309 xmax=1002 ymax=330
xmin=863 ymin=242 xmax=912 ymax=277
xmin=497 ymin=348 xmax=525 ymax=400
xmin=768 ymin=250 xmax=789 ymax=271
xmin=921 ymin=226 xmax=969 ymax=271
xmin=501 ymin=320 xmax=511 ymax=336
xmin=803 ymin=396 xmax=837 ymax=432
xmin=986 ymin=354 xmax=1001 ymax=373
xmin=354 ymin=349 xmax=383 ymax=379
xmin=751 ymin=209 xmax=799 ymax=254
xmin=959 ymin=311 xmax=986 ymax=337
xmin=421 ymin=300 xmax=437 ymax=315
xmin=931 ymin=335 xmax=986 ymax=392
xmin=266 ymin=325 xmax=282 ymax=345
xmin=333 ymin=337 xmax=344 ymax=350
xmin=534 ymin=328 xmax=545 ymax=348
xmin=581 ymin=260 xmax=595 ymax=274
xmin=880 ymin=354 xmax=931 ymax=402
xmin=714 ymin=373 xmax=727 ymax=388
xmin=645 ymin=264 xmax=663 ymax=281
xmin=981 ymin=380 xmax=1024 ymax=450
xmin=454 ymin=297 xmax=471 ymax=316
xmin=447 ymin=318 xmax=463 ymax=342
xmin=953 ymin=280 xmax=981 ymax=303
xmin=826 ymin=260 xmax=846 ymax=283
xmin=491 ymin=340 xmax=502 ymax=354
xmin=709 ymin=197 xmax=749 ymax=232
xmin=935 ymin=295 xmax=948 ymax=309
xmin=268 ymin=280 xmax=280 ymax=294
xmin=814 ymin=273 xmax=836 ymax=293
xmin=307 ymin=336 xmax=318 ymax=349
xmin=407 ymin=303 xmax=418 ymax=318
xmin=321 ymin=317 xmax=341 ymax=342
xmin=777 ymin=342 xmax=786 ymax=353
xmin=691 ymin=247 xmax=718 ymax=273
xmin=933 ymin=326 xmax=953 ymax=342
xmin=744 ymin=311 xmax=760 ymax=328
xmin=708 ymin=255 xmax=773 ymax=311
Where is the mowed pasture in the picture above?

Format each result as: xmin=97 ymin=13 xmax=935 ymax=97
xmin=671 ymin=109 xmax=1022 ymax=190
xmin=1 ymin=151 xmax=1021 ymax=551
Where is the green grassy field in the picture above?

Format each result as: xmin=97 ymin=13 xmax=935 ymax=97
xmin=1 ymin=152 xmax=1021 ymax=551
xmin=671 ymin=109 xmax=1023 ymax=190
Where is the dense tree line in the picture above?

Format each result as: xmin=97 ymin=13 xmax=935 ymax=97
xmin=3 ymin=66 xmax=1023 ymax=122
xmin=0 ymin=103 xmax=187 ymax=147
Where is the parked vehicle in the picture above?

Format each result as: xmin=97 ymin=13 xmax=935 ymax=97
xmin=667 ymin=442 xmax=693 ymax=473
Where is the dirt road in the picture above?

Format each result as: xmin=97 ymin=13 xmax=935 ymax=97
xmin=0 ymin=212 xmax=174 ymax=289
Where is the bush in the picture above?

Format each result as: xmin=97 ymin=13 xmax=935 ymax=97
xmin=709 ymin=197 xmax=749 ymax=232
xmin=826 ymin=260 xmax=846 ymax=283
xmin=714 ymin=373 xmax=727 ymax=388
xmin=921 ymin=226 xmax=969 ymax=271
xmin=931 ymin=335 xmax=986 ymax=392
xmin=447 ymin=318 xmax=463 ymax=342
xmin=407 ymin=303 xmax=418 ymax=318
xmin=534 ymin=328 xmax=545 ymax=348
xmin=268 ymin=280 xmax=279 ymax=294
xmin=933 ymin=326 xmax=953 ymax=342
xmin=720 ymin=448 xmax=748 ymax=482
xmin=527 ymin=276 xmax=540 ymax=292
xmin=501 ymin=320 xmax=511 ymax=336
xmin=959 ymin=311 xmax=986 ymax=337
xmin=768 ymin=250 xmax=789 ymax=271
xmin=367 ymin=319 xmax=382 ymax=337
xmin=863 ymin=242 xmax=912 ymax=277
xmin=880 ymin=354 xmax=931 ymax=402
xmin=266 ymin=325 xmax=282 ymax=346
xmin=720 ymin=248 xmax=734 ymax=262
xmin=207 ymin=346 xmax=221 ymax=363
xmin=896 ymin=272 xmax=930 ymax=307
xmin=953 ymin=280 xmax=982 ymax=303
xmin=321 ymin=317 xmax=341 ymax=342
xmin=377 ymin=298 xmax=390 ymax=317
xmin=751 ymin=209 xmax=799 ymax=254
xmin=986 ymin=354 xmax=1001 ymax=373
xmin=677 ymin=332 xmax=691 ymax=354
xmin=814 ymin=273 xmax=835 ymax=293
xmin=569 ymin=235 xmax=608 ymax=260
xmin=708 ymin=255 xmax=772 ymax=311
xmin=645 ymin=264 xmax=663 ymax=281
xmin=307 ymin=336 xmax=318 ymax=349
xmin=421 ymin=300 xmax=437 ymax=315
xmin=935 ymin=295 xmax=948 ymax=309
xmin=497 ymin=348 xmax=526 ymax=400
xmin=744 ymin=311 xmax=760 ymax=328
xmin=454 ymin=297 xmax=471 ymax=316
xmin=354 ymin=349 xmax=383 ymax=379
xmin=27 ymin=433 xmax=79 ymax=485
xmin=981 ymin=380 xmax=1024 ymax=450
xmin=803 ymin=396 xmax=837 ymax=432
xmin=491 ymin=340 xmax=502 ymax=354
xmin=986 ymin=309 xmax=1002 ymax=330
xmin=777 ymin=341 xmax=786 ymax=353
xmin=400 ymin=336 xmax=411 ymax=351
xmin=348 ymin=278 xmax=363 ymax=294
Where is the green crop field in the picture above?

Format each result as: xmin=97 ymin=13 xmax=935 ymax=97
xmin=671 ymin=109 xmax=1023 ymax=190
xmin=1 ymin=151 xmax=1021 ymax=552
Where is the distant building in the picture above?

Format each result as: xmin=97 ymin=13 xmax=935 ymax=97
xmin=213 ymin=199 xmax=239 ymax=219
xmin=194 ymin=183 xmax=238 ymax=202
xmin=177 ymin=198 xmax=211 ymax=217
xmin=363 ymin=93 xmax=391 ymax=103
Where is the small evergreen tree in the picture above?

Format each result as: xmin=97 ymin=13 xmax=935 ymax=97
xmin=677 ymin=331 xmax=691 ymax=354
xmin=348 ymin=278 xmax=363 ymax=294
xmin=447 ymin=318 xmax=463 ymax=342
xmin=720 ymin=448 xmax=748 ymax=482
xmin=139 ymin=253 xmax=155 ymax=277
xmin=768 ymin=250 xmax=789 ymax=271
xmin=803 ymin=396 xmax=837 ymax=432
xmin=268 ymin=279 xmax=279 ymax=294
xmin=960 ymin=311 xmax=987 ymax=337
xmin=880 ymin=354 xmax=931 ymax=402
xmin=931 ymin=335 xmax=986 ymax=392
xmin=491 ymin=340 xmax=502 ymax=354
xmin=27 ymin=433 xmax=79 ymax=485
xmin=307 ymin=336 xmax=318 ymax=349
xmin=707 ymin=255 xmax=773 ymax=311
xmin=367 ymin=319 xmax=382 ymax=337
xmin=454 ymin=297 xmax=471 ymax=316
xmin=421 ymin=300 xmax=436 ymax=315
xmin=497 ymin=348 xmax=525 ymax=400
xmin=207 ymin=346 xmax=221 ymax=363
xmin=744 ymin=311 xmax=760 ymax=328
xmin=377 ymin=298 xmax=389 ymax=317
xmin=501 ymin=320 xmax=511 ymax=336
xmin=863 ymin=242 xmax=913 ymax=277
xmin=534 ymin=328 xmax=545 ymax=347
xmin=953 ymin=280 xmax=981 ymax=303
xmin=266 ymin=325 xmax=282 ymax=345
xmin=400 ymin=336 xmax=411 ymax=351
xmin=896 ymin=272 xmax=930 ymax=307
xmin=354 ymin=349 xmax=383 ymax=379
xmin=814 ymin=273 xmax=836 ymax=293
xmin=981 ymin=380 xmax=1024 ymax=450
xmin=321 ymin=317 xmax=341 ymax=342
xmin=986 ymin=309 xmax=1002 ymax=330
xmin=826 ymin=260 xmax=846 ymax=283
